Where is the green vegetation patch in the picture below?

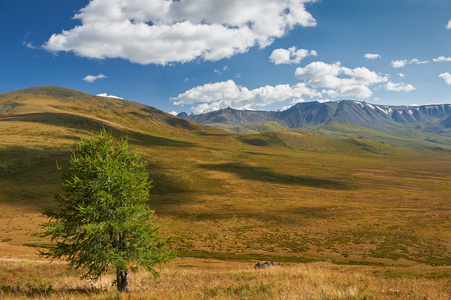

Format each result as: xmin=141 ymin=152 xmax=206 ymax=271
xmin=0 ymin=102 xmax=24 ymax=114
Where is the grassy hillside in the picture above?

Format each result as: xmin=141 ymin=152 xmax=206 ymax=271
xmin=299 ymin=122 xmax=451 ymax=149
xmin=204 ymin=117 xmax=451 ymax=149
xmin=212 ymin=121 xmax=289 ymax=134
xmin=0 ymin=87 xmax=450 ymax=270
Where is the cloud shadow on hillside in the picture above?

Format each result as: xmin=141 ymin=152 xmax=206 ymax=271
xmin=198 ymin=162 xmax=354 ymax=190
xmin=237 ymin=135 xmax=285 ymax=147
xmin=125 ymin=130 xmax=196 ymax=148
xmin=0 ymin=112 xmax=196 ymax=148
xmin=243 ymin=151 xmax=288 ymax=157
xmin=160 ymin=205 xmax=354 ymax=230
xmin=0 ymin=145 xmax=197 ymax=211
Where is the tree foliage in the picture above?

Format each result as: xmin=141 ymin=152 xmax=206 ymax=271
xmin=41 ymin=130 xmax=175 ymax=292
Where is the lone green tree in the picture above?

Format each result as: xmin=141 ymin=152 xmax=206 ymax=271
xmin=41 ymin=130 xmax=175 ymax=292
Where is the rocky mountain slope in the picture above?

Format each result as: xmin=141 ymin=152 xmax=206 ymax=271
xmin=180 ymin=100 xmax=451 ymax=132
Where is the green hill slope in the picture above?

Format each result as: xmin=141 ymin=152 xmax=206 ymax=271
xmin=299 ymin=122 xmax=451 ymax=149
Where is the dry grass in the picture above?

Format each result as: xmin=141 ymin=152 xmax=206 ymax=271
xmin=0 ymin=256 xmax=449 ymax=299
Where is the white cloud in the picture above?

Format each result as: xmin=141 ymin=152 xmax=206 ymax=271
xmin=433 ymin=56 xmax=451 ymax=62
xmin=83 ymin=74 xmax=107 ymax=83
xmin=385 ymin=82 xmax=415 ymax=92
xmin=168 ymin=111 xmax=178 ymax=116
xmin=294 ymin=61 xmax=388 ymax=99
xmin=364 ymin=53 xmax=380 ymax=60
xmin=439 ymin=72 xmax=451 ymax=85
xmin=269 ymin=47 xmax=317 ymax=64
xmin=97 ymin=93 xmax=123 ymax=99
xmin=391 ymin=60 xmax=408 ymax=68
xmin=23 ymin=32 xmax=37 ymax=49
xmin=214 ymin=65 xmax=230 ymax=75
xmin=447 ymin=19 xmax=451 ymax=29
xmin=23 ymin=41 xmax=37 ymax=49
xmin=391 ymin=58 xmax=429 ymax=68
xmin=410 ymin=58 xmax=428 ymax=65
xmin=174 ymin=61 xmax=416 ymax=113
xmin=172 ymin=79 xmax=320 ymax=114
xmin=315 ymin=99 xmax=332 ymax=103
xmin=43 ymin=0 xmax=317 ymax=65
xmin=398 ymin=73 xmax=405 ymax=78
xmin=279 ymin=105 xmax=292 ymax=111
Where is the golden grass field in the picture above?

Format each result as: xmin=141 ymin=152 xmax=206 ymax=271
xmin=0 ymin=87 xmax=450 ymax=298
xmin=1 ymin=252 xmax=450 ymax=299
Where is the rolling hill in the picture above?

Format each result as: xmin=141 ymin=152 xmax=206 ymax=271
xmin=0 ymin=86 xmax=221 ymax=135
xmin=0 ymin=86 xmax=450 ymax=269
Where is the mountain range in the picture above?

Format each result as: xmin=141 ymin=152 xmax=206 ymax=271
xmin=180 ymin=100 xmax=451 ymax=131
xmin=179 ymin=100 xmax=451 ymax=148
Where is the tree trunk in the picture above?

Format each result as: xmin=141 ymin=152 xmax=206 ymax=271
xmin=116 ymin=267 xmax=131 ymax=293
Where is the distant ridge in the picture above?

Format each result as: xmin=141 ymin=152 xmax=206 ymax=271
xmin=179 ymin=100 xmax=451 ymax=133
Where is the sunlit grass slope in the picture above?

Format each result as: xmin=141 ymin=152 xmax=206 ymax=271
xmin=0 ymin=87 xmax=450 ymax=270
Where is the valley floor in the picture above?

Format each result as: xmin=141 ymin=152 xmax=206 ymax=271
xmin=1 ymin=88 xmax=450 ymax=298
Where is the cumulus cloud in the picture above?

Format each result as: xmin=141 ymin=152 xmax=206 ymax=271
xmin=439 ymin=72 xmax=451 ymax=85
xmin=43 ymin=0 xmax=317 ymax=65
xmin=269 ymin=46 xmax=317 ymax=64
xmin=174 ymin=61 xmax=417 ymax=113
xmin=433 ymin=56 xmax=451 ymax=62
xmin=447 ymin=19 xmax=451 ymax=29
xmin=398 ymin=73 xmax=405 ymax=78
xmin=364 ymin=53 xmax=380 ymax=60
xmin=171 ymin=79 xmax=320 ymax=113
xmin=97 ymin=92 xmax=123 ymax=99
xmin=385 ymin=82 xmax=415 ymax=92
xmin=83 ymin=74 xmax=107 ymax=82
xmin=294 ymin=61 xmax=388 ymax=99
xmin=391 ymin=58 xmax=429 ymax=68
xmin=391 ymin=60 xmax=408 ymax=68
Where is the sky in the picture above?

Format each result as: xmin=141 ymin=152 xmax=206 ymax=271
xmin=1 ymin=0 xmax=451 ymax=115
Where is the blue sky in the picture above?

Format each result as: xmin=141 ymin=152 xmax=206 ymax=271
xmin=1 ymin=0 xmax=451 ymax=114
